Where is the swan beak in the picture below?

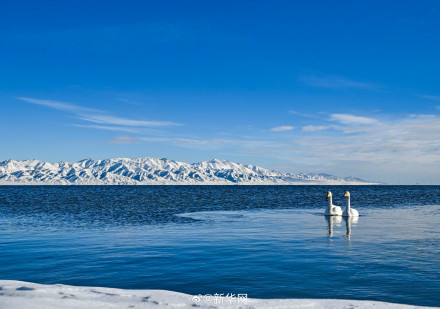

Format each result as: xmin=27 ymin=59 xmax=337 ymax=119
xmin=343 ymin=192 xmax=348 ymax=197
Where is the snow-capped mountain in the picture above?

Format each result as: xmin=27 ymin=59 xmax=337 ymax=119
xmin=0 ymin=158 xmax=376 ymax=185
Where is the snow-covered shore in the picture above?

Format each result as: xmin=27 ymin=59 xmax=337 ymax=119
xmin=0 ymin=280 xmax=435 ymax=309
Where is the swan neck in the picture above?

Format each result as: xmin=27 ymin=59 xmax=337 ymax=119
xmin=328 ymin=196 xmax=333 ymax=210
xmin=346 ymin=196 xmax=351 ymax=211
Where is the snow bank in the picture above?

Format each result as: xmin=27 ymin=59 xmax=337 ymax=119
xmin=0 ymin=280 xmax=435 ymax=309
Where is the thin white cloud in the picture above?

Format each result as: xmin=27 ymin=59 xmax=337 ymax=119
xmin=78 ymin=114 xmax=179 ymax=127
xmin=302 ymin=125 xmax=329 ymax=132
xmin=299 ymin=75 xmax=380 ymax=90
xmin=288 ymin=110 xmax=316 ymax=118
xmin=419 ymin=94 xmax=440 ymax=101
xmin=138 ymin=136 xmax=249 ymax=150
xmin=18 ymin=97 xmax=180 ymax=130
xmin=140 ymin=137 xmax=241 ymax=146
xmin=72 ymin=124 xmax=141 ymax=133
xmin=17 ymin=97 xmax=101 ymax=113
xmin=270 ymin=126 xmax=294 ymax=132
xmin=330 ymin=114 xmax=378 ymax=125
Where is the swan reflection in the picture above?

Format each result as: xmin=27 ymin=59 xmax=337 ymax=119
xmin=344 ymin=216 xmax=359 ymax=240
xmin=326 ymin=215 xmax=342 ymax=237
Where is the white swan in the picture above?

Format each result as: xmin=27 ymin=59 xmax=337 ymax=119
xmin=325 ymin=191 xmax=342 ymax=216
xmin=342 ymin=191 xmax=359 ymax=217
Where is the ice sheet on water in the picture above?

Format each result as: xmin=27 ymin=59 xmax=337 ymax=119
xmin=176 ymin=211 xmax=245 ymax=222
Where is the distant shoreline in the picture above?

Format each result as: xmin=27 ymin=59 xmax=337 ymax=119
xmin=0 ymin=157 xmax=377 ymax=185
xmin=0 ymin=182 xmax=381 ymax=186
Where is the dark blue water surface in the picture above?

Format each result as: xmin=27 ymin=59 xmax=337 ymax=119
xmin=0 ymin=185 xmax=439 ymax=307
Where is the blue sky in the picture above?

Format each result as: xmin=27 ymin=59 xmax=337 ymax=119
xmin=1 ymin=1 xmax=440 ymax=184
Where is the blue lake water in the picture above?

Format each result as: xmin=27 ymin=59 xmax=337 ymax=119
xmin=0 ymin=185 xmax=439 ymax=307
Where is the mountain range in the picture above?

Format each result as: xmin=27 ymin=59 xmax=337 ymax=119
xmin=0 ymin=157 xmax=376 ymax=185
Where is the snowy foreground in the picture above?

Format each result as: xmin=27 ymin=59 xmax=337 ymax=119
xmin=0 ymin=157 xmax=376 ymax=185
xmin=0 ymin=281 xmax=436 ymax=309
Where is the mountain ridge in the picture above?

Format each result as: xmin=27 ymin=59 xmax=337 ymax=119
xmin=0 ymin=157 xmax=378 ymax=185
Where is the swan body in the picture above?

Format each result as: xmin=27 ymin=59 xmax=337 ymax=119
xmin=325 ymin=191 xmax=342 ymax=216
xmin=342 ymin=191 xmax=359 ymax=217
